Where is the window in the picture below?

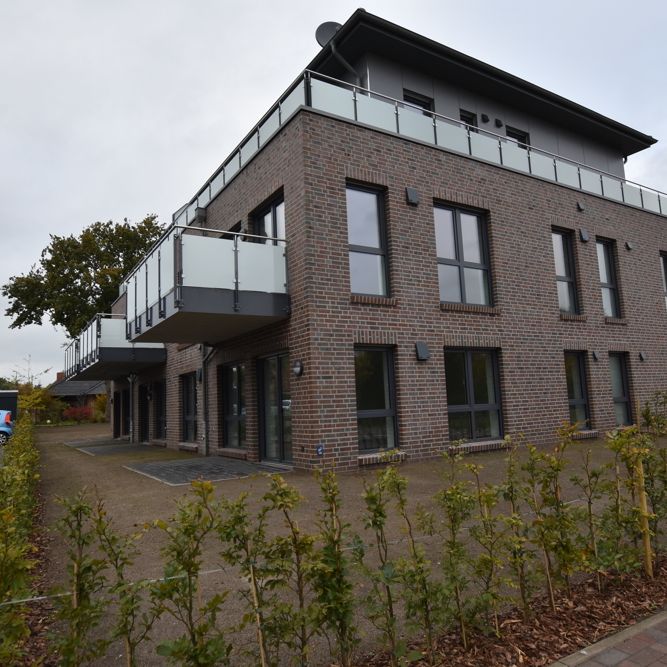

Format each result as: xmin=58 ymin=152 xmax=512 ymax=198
xmin=661 ymin=254 xmax=667 ymax=310
xmin=564 ymin=352 xmax=590 ymax=429
xmin=354 ymin=348 xmax=396 ymax=451
xmin=506 ymin=126 xmax=530 ymax=149
xmin=596 ymin=239 xmax=620 ymax=317
xmin=346 ymin=186 xmax=388 ymax=296
xmin=403 ymin=90 xmax=433 ymax=113
xmin=459 ymin=109 xmax=478 ymax=131
xmin=255 ymin=198 xmax=285 ymax=246
xmin=609 ymin=353 xmax=632 ymax=426
xmin=221 ymin=364 xmax=246 ymax=449
xmin=552 ymin=229 xmax=578 ymax=313
xmin=434 ymin=205 xmax=491 ymax=305
xmin=445 ymin=349 xmax=501 ymax=441
xmin=153 ymin=379 xmax=166 ymax=439
xmin=181 ymin=373 xmax=197 ymax=442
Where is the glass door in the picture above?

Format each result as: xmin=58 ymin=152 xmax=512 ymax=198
xmin=138 ymin=384 xmax=150 ymax=442
xmin=260 ymin=354 xmax=292 ymax=462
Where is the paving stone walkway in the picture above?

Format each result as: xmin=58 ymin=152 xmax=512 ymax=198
xmin=77 ymin=443 xmax=156 ymax=456
xmin=551 ymin=608 xmax=667 ymax=666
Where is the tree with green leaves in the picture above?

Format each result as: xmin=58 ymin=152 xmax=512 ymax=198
xmin=2 ymin=216 xmax=164 ymax=338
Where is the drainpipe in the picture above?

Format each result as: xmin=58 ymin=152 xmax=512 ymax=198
xmin=127 ymin=372 xmax=137 ymax=443
xmin=330 ymin=41 xmax=361 ymax=86
xmin=201 ymin=344 xmax=217 ymax=456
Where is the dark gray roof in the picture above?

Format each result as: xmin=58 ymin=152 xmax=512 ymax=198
xmin=48 ymin=379 xmax=106 ymax=397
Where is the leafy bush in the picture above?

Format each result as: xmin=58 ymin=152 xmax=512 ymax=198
xmin=62 ymin=405 xmax=94 ymax=423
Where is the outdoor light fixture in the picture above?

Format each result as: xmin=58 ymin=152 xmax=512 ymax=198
xmin=415 ymin=341 xmax=430 ymax=361
xmin=405 ymin=187 xmax=420 ymax=206
xmin=494 ymin=118 xmax=503 ymax=128
xmin=625 ymin=241 xmax=634 ymax=250
xmin=579 ymin=228 xmax=590 ymax=242
xmin=292 ymin=360 xmax=304 ymax=377
xmin=481 ymin=113 xmax=489 ymax=123
xmin=592 ymin=351 xmax=599 ymax=361
xmin=576 ymin=202 xmax=585 ymax=213
xmin=639 ymin=352 xmax=647 ymax=362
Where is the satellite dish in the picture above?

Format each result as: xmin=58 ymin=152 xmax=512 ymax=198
xmin=316 ymin=21 xmax=342 ymax=47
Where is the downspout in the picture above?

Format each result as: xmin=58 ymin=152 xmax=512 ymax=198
xmin=201 ymin=344 xmax=217 ymax=456
xmin=330 ymin=41 xmax=361 ymax=86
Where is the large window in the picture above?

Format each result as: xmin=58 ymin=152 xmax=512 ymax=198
xmin=354 ymin=348 xmax=396 ymax=451
xmin=255 ymin=198 xmax=285 ymax=246
xmin=459 ymin=109 xmax=478 ymax=131
xmin=153 ymin=379 xmax=166 ymax=440
xmin=596 ymin=239 xmax=620 ymax=317
xmin=221 ymin=364 xmax=246 ymax=449
xmin=181 ymin=373 xmax=197 ymax=442
xmin=403 ymin=89 xmax=433 ymax=113
xmin=346 ymin=186 xmax=388 ymax=296
xmin=445 ymin=349 xmax=501 ymax=441
xmin=552 ymin=229 xmax=579 ymax=314
xmin=564 ymin=352 xmax=590 ymax=429
xmin=434 ymin=206 xmax=491 ymax=305
xmin=609 ymin=353 xmax=632 ymax=426
xmin=506 ymin=126 xmax=530 ymax=149
xmin=661 ymin=254 xmax=667 ymax=311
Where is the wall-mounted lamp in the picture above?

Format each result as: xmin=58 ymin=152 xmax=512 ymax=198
xmin=481 ymin=113 xmax=489 ymax=123
xmin=625 ymin=241 xmax=635 ymax=251
xmin=639 ymin=352 xmax=647 ymax=362
xmin=405 ymin=187 xmax=420 ymax=206
xmin=579 ymin=228 xmax=590 ymax=243
xmin=591 ymin=351 xmax=599 ymax=361
xmin=576 ymin=202 xmax=585 ymax=213
xmin=292 ymin=360 xmax=304 ymax=377
xmin=494 ymin=118 xmax=503 ymax=128
xmin=415 ymin=341 xmax=430 ymax=361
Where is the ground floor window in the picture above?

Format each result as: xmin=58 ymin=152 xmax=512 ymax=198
xmin=445 ymin=349 xmax=501 ymax=441
xmin=153 ymin=379 xmax=166 ymax=439
xmin=220 ymin=364 xmax=246 ymax=449
xmin=180 ymin=373 xmax=197 ymax=442
xmin=354 ymin=347 xmax=397 ymax=451
xmin=564 ymin=351 xmax=590 ymax=429
xmin=609 ymin=353 xmax=631 ymax=426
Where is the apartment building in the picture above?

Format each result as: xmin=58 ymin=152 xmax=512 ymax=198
xmin=64 ymin=10 xmax=667 ymax=470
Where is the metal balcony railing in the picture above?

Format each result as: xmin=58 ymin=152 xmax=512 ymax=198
xmin=167 ymin=70 xmax=666 ymax=227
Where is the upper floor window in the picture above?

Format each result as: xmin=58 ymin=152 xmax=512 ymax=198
xmin=434 ymin=205 xmax=491 ymax=305
xmin=403 ymin=90 xmax=433 ymax=114
xmin=661 ymin=254 xmax=667 ymax=310
xmin=596 ymin=238 xmax=620 ymax=317
xmin=506 ymin=126 xmax=530 ymax=149
xmin=255 ymin=198 xmax=285 ymax=246
xmin=459 ymin=109 xmax=478 ymax=130
xmin=552 ymin=228 xmax=579 ymax=314
xmin=346 ymin=185 xmax=388 ymax=296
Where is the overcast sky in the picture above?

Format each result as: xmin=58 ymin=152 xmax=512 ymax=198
xmin=1 ymin=0 xmax=666 ymax=384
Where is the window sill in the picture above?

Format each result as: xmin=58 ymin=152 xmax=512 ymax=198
xmin=560 ymin=312 xmax=587 ymax=322
xmin=358 ymin=450 xmax=406 ymax=466
xmin=447 ymin=439 xmax=509 ymax=455
xmin=218 ymin=447 xmax=248 ymax=460
xmin=440 ymin=302 xmax=500 ymax=315
xmin=350 ymin=294 xmax=398 ymax=307
xmin=178 ymin=442 xmax=199 ymax=452
xmin=572 ymin=429 xmax=599 ymax=440
xmin=604 ymin=317 xmax=627 ymax=326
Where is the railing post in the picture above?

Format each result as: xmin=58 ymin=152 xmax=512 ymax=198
xmin=394 ymin=100 xmax=399 ymax=134
xmin=145 ymin=262 xmax=150 ymax=325
xmin=621 ymin=181 xmax=626 ymax=203
xmin=233 ymin=234 xmax=240 ymax=312
xmin=527 ymin=147 xmax=533 ymax=175
xmin=95 ymin=314 xmax=101 ymax=362
xmin=133 ymin=275 xmax=139 ymax=334
xmin=304 ymin=71 xmax=312 ymax=108
xmin=600 ymin=173 xmax=605 ymax=196
xmin=157 ymin=249 xmax=163 ymax=317
xmin=352 ymin=87 xmax=358 ymax=122
xmin=174 ymin=232 xmax=183 ymax=308
xmin=498 ymin=139 xmax=504 ymax=166
xmin=577 ymin=165 xmax=582 ymax=190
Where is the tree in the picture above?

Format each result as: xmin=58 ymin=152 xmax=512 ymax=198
xmin=2 ymin=216 xmax=164 ymax=338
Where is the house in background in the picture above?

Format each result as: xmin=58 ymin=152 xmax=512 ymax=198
xmin=48 ymin=372 xmax=106 ymax=410
xmin=64 ymin=10 xmax=667 ymax=469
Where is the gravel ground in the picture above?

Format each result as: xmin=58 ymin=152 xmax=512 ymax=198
xmin=34 ymin=424 xmax=627 ymax=666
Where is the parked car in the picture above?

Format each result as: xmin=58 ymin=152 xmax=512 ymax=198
xmin=0 ymin=410 xmax=13 ymax=445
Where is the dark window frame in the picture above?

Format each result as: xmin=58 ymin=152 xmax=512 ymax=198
xmin=346 ymin=183 xmax=390 ymax=297
xmin=506 ymin=126 xmax=530 ymax=149
xmin=459 ymin=109 xmax=478 ymax=131
xmin=609 ymin=352 xmax=632 ymax=426
xmin=564 ymin=351 xmax=590 ymax=430
xmin=153 ymin=379 xmax=166 ymax=440
xmin=180 ymin=372 xmax=197 ymax=442
xmin=403 ymin=89 xmax=433 ymax=113
xmin=219 ymin=362 xmax=246 ymax=449
xmin=552 ymin=227 xmax=579 ymax=314
xmin=354 ymin=346 xmax=398 ymax=453
xmin=253 ymin=196 xmax=285 ymax=246
xmin=434 ymin=204 xmax=492 ymax=306
xmin=661 ymin=253 xmax=667 ymax=311
xmin=596 ymin=238 xmax=621 ymax=317
xmin=444 ymin=348 xmax=503 ymax=442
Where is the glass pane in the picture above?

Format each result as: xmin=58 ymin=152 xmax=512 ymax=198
xmin=434 ymin=208 xmax=456 ymax=259
xmin=346 ymin=188 xmax=381 ymax=248
xmin=280 ymin=355 xmax=292 ymax=462
xmin=358 ymin=416 xmax=395 ymax=451
xmin=460 ymin=214 xmax=482 ymax=262
xmin=471 ymin=352 xmax=495 ymax=404
xmin=355 ymin=349 xmax=390 ymax=411
xmin=445 ymin=351 xmax=467 ymax=405
xmin=552 ymin=232 xmax=567 ymax=277
xmin=609 ymin=355 xmax=624 ymax=400
xmin=580 ymin=168 xmax=602 ymax=195
xmin=569 ymin=404 xmax=588 ymax=428
xmin=350 ymin=252 xmax=386 ymax=295
xmin=226 ymin=421 xmax=239 ymax=449
xmin=448 ymin=412 xmax=471 ymax=441
xmin=275 ymin=201 xmax=286 ymax=245
xmin=557 ymin=281 xmax=573 ymax=312
xmin=463 ymin=268 xmax=489 ymax=305
xmin=438 ymin=264 xmax=461 ymax=302
xmin=601 ymin=287 xmax=616 ymax=317
xmin=614 ymin=402 xmax=630 ymax=427
xmin=565 ymin=354 xmax=582 ymax=400
xmin=661 ymin=256 xmax=667 ymax=292
xmin=597 ymin=242 xmax=610 ymax=283
xmin=474 ymin=410 xmax=500 ymax=439
xmin=263 ymin=358 xmax=280 ymax=460
xmin=310 ymin=78 xmax=355 ymax=120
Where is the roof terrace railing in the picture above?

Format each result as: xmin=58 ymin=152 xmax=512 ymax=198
xmin=167 ymin=70 xmax=667 ymax=228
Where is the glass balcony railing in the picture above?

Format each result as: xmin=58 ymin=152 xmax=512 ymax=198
xmin=171 ymin=70 xmax=667 ymax=226
xmin=64 ymin=314 xmax=165 ymax=380
xmin=124 ymin=227 xmax=288 ymax=343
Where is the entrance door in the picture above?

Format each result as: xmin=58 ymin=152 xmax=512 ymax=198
xmin=138 ymin=384 xmax=150 ymax=442
xmin=121 ymin=389 xmax=130 ymax=436
xmin=260 ymin=354 xmax=292 ymax=462
xmin=113 ymin=391 xmax=121 ymax=438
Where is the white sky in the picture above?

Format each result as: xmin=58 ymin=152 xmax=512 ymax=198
xmin=1 ymin=0 xmax=666 ymax=384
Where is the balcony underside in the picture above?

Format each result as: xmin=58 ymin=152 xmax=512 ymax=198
xmin=132 ymin=287 xmax=290 ymax=344
xmin=74 ymin=348 xmax=167 ymax=381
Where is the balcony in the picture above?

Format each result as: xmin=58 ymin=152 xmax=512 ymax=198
xmin=124 ymin=227 xmax=288 ymax=344
xmin=171 ymin=71 xmax=666 ymax=228
xmin=64 ymin=314 xmax=165 ymax=381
